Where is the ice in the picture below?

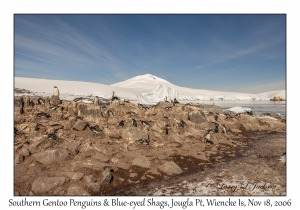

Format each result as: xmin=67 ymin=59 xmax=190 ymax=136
xmin=138 ymin=85 xmax=179 ymax=104
xmin=227 ymin=106 xmax=252 ymax=113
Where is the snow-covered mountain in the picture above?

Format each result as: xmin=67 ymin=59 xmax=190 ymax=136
xmin=14 ymin=74 xmax=285 ymax=102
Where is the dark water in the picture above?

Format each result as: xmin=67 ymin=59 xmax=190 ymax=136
xmin=187 ymin=100 xmax=286 ymax=116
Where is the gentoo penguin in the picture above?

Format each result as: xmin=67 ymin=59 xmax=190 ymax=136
xmin=140 ymin=120 xmax=151 ymax=127
xmin=53 ymin=86 xmax=60 ymax=96
xmin=47 ymin=133 xmax=57 ymax=140
xmin=174 ymin=98 xmax=179 ymax=104
xmin=36 ymin=112 xmax=51 ymax=118
xmin=214 ymin=115 xmax=218 ymax=121
xmin=94 ymin=96 xmax=99 ymax=105
xmin=132 ymin=119 xmax=137 ymax=127
xmin=164 ymin=96 xmax=167 ymax=102
xmin=107 ymin=110 xmax=114 ymax=117
xmin=163 ymin=126 xmax=169 ymax=135
xmin=279 ymin=152 xmax=286 ymax=163
xmin=89 ymin=125 xmax=102 ymax=133
xmin=179 ymin=120 xmax=186 ymax=127
xmin=127 ymin=111 xmax=136 ymax=115
xmin=119 ymin=120 xmax=125 ymax=127
xmin=205 ymin=132 xmax=214 ymax=145
xmin=137 ymin=139 xmax=150 ymax=145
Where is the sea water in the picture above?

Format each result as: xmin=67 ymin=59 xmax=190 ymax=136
xmin=187 ymin=100 xmax=286 ymax=116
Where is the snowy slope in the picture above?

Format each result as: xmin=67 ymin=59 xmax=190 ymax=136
xmin=14 ymin=74 xmax=286 ymax=101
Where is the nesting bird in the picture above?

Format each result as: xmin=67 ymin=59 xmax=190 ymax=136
xmin=53 ymin=86 xmax=60 ymax=96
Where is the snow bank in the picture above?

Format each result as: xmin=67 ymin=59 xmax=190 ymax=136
xmin=138 ymin=85 xmax=179 ymax=104
xmin=227 ymin=106 xmax=252 ymax=113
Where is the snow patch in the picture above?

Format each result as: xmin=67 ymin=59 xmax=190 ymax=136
xmin=138 ymin=85 xmax=179 ymax=104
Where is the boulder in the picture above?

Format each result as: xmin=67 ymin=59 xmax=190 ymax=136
xmin=87 ymin=182 xmax=101 ymax=193
xmin=66 ymin=184 xmax=90 ymax=196
xmin=77 ymin=103 xmax=102 ymax=122
xmin=103 ymin=127 xmax=121 ymax=139
xmin=121 ymin=127 xmax=148 ymax=144
xmin=158 ymin=162 xmax=183 ymax=176
xmin=188 ymin=110 xmax=207 ymax=124
xmin=132 ymin=155 xmax=151 ymax=169
xmin=32 ymin=149 xmax=70 ymax=166
xmin=61 ymin=172 xmax=84 ymax=180
xmin=32 ymin=177 xmax=68 ymax=195
xmin=14 ymin=96 xmax=24 ymax=115
xmin=100 ymin=167 xmax=113 ymax=186
xmin=83 ymin=175 xmax=97 ymax=183
xmin=50 ymin=95 xmax=61 ymax=106
xmin=73 ymin=120 xmax=88 ymax=131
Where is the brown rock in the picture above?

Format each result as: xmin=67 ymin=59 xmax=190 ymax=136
xmin=32 ymin=149 xmax=70 ymax=166
xmin=158 ymin=162 xmax=183 ymax=176
xmin=188 ymin=110 xmax=207 ymax=124
xmin=32 ymin=177 xmax=68 ymax=195
xmin=132 ymin=155 xmax=151 ymax=169
xmin=73 ymin=120 xmax=88 ymax=131
xmin=61 ymin=172 xmax=84 ymax=180
xmin=67 ymin=184 xmax=90 ymax=196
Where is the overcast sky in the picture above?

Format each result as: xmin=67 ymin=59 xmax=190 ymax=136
xmin=14 ymin=14 xmax=286 ymax=93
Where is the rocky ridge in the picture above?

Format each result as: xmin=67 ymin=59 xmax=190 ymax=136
xmin=14 ymin=94 xmax=286 ymax=196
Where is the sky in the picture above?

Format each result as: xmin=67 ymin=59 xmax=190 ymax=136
xmin=14 ymin=14 xmax=286 ymax=93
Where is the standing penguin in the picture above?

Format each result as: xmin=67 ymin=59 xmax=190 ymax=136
xmin=132 ymin=119 xmax=137 ymax=127
xmin=94 ymin=96 xmax=99 ymax=105
xmin=53 ymin=86 xmax=60 ymax=96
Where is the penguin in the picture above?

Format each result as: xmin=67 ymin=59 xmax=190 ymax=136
xmin=171 ymin=100 xmax=174 ymax=103
xmin=179 ymin=120 xmax=186 ymax=128
xmin=88 ymin=125 xmax=102 ymax=134
xmin=47 ymin=133 xmax=57 ymax=140
xmin=137 ymin=139 xmax=150 ymax=145
xmin=75 ymin=116 xmax=83 ymax=121
xmin=279 ymin=152 xmax=286 ymax=163
xmin=165 ymin=106 xmax=172 ymax=110
xmin=214 ymin=123 xmax=219 ymax=133
xmin=107 ymin=110 xmax=114 ymax=117
xmin=73 ymin=97 xmax=83 ymax=102
xmin=164 ymin=96 xmax=167 ymax=102
xmin=127 ymin=111 xmax=136 ymax=115
xmin=140 ymin=120 xmax=151 ymax=127
xmin=174 ymin=98 xmax=179 ymax=104
xmin=142 ymin=106 xmax=149 ymax=110
xmin=163 ymin=126 xmax=169 ymax=135
xmin=53 ymin=86 xmax=60 ymax=96
xmin=132 ymin=119 xmax=137 ymax=127
xmin=214 ymin=115 xmax=218 ymax=121
xmin=37 ymin=98 xmax=45 ymax=104
xmin=119 ymin=120 xmax=125 ymax=127
xmin=36 ymin=112 xmax=51 ymax=118
xmin=205 ymin=132 xmax=214 ymax=145
xmin=94 ymin=96 xmax=99 ymax=105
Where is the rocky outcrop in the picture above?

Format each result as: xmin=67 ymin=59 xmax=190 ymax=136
xmin=14 ymin=94 xmax=286 ymax=196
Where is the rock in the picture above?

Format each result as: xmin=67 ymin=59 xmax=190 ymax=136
xmin=77 ymin=103 xmax=102 ymax=122
xmin=50 ymin=95 xmax=61 ymax=106
xmin=132 ymin=155 xmax=151 ymax=169
xmin=72 ymin=159 xmax=110 ymax=171
xmin=185 ymin=127 xmax=206 ymax=139
xmin=103 ymin=127 xmax=121 ymax=139
xmin=67 ymin=184 xmax=90 ymax=196
xmin=188 ymin=110 xmax=207 ymax=124
xmin=169 ymin=133 xmax=183 ymax=144
xmin=15 ymin=153 xmax=24 ymax=164
xmin=158 ymin=162 xmax=183 ymax=176
xmin=14 ymin=96 xmax=24 ymax=115
xmin=22 ymin=148 xmax=30 ymax=157
xmin=31 ymin=177 xmax=68 ymax=195
xmin=53 ymin=187 xmax=64 ymax=195
xmin=122 ymin=127 xmax=148 ymax=144
xmin=93 ymin=152 xmax=109 ymax=162
xmin=87 ymin=182 xmax=101 ymax=193
xmin=83 ymin=175 xmax=97 ymax=183
xmin=32 ymin=149 xmax=70 ymax=166
xmin=100 ymin=167 xmax=113 ymax=186
xmin=61 ymin=172 xmax=84 ymax=180
xmin=73 ymin=120 xmax=88 ymax=131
